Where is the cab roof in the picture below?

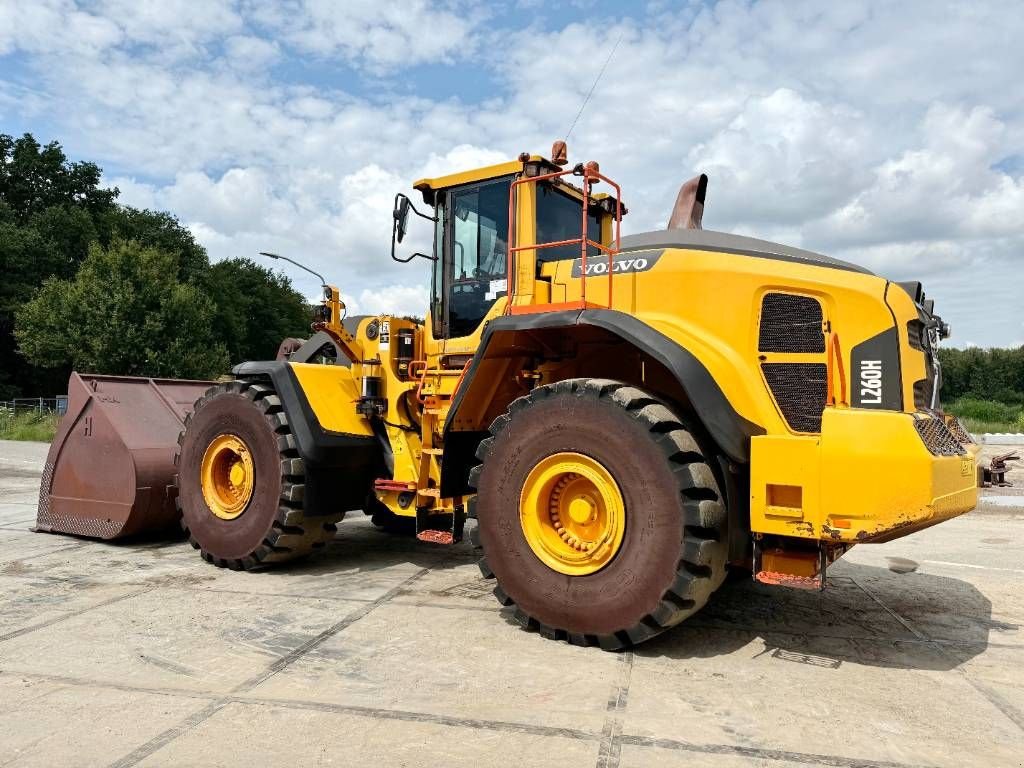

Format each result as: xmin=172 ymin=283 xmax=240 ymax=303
xmin=413 ymin=156 xmax=543 ymax=193
xmin=411 ymin=154 xmax=625 ymax=214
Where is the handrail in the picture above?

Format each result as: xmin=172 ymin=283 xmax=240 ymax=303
xmin=505 ymin=164 xmax=623 ymax=313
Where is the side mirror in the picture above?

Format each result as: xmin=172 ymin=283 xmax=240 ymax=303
xmin=391 ymin=193 xmax=438 ymax=264
xmin=394 ymin=195 xmax=411 ymax=243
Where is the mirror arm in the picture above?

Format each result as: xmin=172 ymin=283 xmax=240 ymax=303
xmin=391 ymin=192 xmax=439 ymax=264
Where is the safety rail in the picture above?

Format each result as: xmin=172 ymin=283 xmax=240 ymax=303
xmin=506 ymin=164 xmax=623 ymax=314
xmin=409 ymin=359 xmax=468 ymax=406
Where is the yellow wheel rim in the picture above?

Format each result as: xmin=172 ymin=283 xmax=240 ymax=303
xmin=519 ymin=452 xmax=625 ymax=576
xmin=200 ymin=434 xmax=255 ymax=520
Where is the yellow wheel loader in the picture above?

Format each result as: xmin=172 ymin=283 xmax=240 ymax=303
xmin=38 ymin=146 xmax=979 ymax=649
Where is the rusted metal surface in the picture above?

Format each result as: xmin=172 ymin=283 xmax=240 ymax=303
xmin=982 ymin=451 xmax=1018 ymax=487
xmin=755 ymin=570 xmax=821 ymax=590
xmin=36 ymin=372 xmax=214 ymax=540
xmin=275 ymin=337 xmax=306 ymax=361
xmin=666 ymin=173 xmax=707 ymax=230
xmin=416 ymin=529 xmax=455 ymax=545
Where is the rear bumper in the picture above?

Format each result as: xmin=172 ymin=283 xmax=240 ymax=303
xmin=750 ymin=408 xmax=978 ymax=544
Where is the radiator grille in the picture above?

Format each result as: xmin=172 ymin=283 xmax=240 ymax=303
xmin=913 ymin=416 xmax=966 ymax=456
xmin=758 ymin=293 xmax=825 ymax=353
xmin=762 ymin=363 xmax=828 ymax=433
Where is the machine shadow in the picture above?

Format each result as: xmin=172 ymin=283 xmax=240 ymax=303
xmin=257 ymin=515 xmax=477 ymax=578
xmin=635 ymin=561 xmax=1015 ymax=671
xmin=70 ymin=517 xmax=1014 ymax=675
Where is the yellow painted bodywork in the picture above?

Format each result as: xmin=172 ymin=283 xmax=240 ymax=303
xmin=413 ymin=157 xmax=543 ymax=196
xmin=287 ymin=152 xmax=977 ymax=553
xmin=289 ymin=361 xmax=374 ymax=437
xmin=751 ymin=410 xmax=977 ymax=543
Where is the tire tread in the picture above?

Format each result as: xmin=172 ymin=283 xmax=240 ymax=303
xmin=468 ymin=377 xmax=728 ymax=649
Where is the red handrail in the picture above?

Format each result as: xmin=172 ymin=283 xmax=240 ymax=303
xmin=505 ymin=165 xmax=622 ymax=313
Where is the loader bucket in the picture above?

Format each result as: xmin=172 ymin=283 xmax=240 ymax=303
xmin=36 ymin=373 xmax=215 ymax=540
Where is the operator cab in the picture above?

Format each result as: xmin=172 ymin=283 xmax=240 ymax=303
xmin=391 ymin=151 xmax=625 ymax=341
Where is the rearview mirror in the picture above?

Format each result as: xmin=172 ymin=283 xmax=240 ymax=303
xmin=394 ymin=195 xmax=411 ymax=243
xmin=391 ymin=193 xmax=438 ymax=264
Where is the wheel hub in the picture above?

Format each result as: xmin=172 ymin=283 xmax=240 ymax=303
xmin=201 ymin=434 xmax=255 ymax=520
xmin=520 ymin=452 xmax=625 ymax=575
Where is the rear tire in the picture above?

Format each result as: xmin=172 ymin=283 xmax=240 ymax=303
xmin=469 ymin=378 xmax=728 ymax=649
xmin=174 ymin=379 xmax=343 ymax=570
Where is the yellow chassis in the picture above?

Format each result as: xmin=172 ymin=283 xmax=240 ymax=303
xmin=751 ymin=407 xmax=978 ymax=545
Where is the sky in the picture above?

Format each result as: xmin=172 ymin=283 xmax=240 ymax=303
xmin=1 ymin=0 xmax=1021 ymax=347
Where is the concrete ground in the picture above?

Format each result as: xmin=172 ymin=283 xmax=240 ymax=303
xmin=1 ymin=439 xmax=1022 ymax=768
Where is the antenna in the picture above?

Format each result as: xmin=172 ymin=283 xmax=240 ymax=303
xmin=563 ymin=31 xmax=624 ymax=142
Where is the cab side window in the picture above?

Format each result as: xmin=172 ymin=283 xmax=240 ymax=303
xmin=447 ymin=178 xmax=511 ymax=338
xmin=535 ymin=182 xmax=601 ymax=266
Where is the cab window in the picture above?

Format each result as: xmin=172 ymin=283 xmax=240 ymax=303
xmin=430 ymin=200 xmax=446 ymax=338
xmin=447 ymin=178 xmax=511 ymax=338
xmin=535 ymin=182 xmax=601 ymax=266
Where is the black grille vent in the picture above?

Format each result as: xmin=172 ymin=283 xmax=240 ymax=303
xmin=762 ymin=363 xmax=827 ymax=433
xmin=758 ymin=293 xmax=825 ymax=353
xmin=913 ymin=416 xmax=965 ymax=456
xmin=906 ymin=319 xmax=926 ymax=351
xmin=913 ymin=378 xmax=934 ymax=410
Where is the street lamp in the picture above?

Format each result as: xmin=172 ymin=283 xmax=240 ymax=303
xmin=257 ymin=251 xmax=327 ymax=289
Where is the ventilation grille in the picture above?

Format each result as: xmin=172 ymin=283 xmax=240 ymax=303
xmin=913 ymin=416 xmax=966 ymax=456
xmin=758 ymin=293 xmax=825 ymax=353
xmin=762 ymin=363 xmax=828 ymax=433
xmin=906 ymin=319 xmax=926 ymax=351
xmin=945 ymin=416 xmax=975 ymax=445
xmin=913 ymin=378 xmax=934 ymax=411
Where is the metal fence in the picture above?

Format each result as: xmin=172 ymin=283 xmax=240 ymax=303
xmin=0 ymin=397 xmax=68 ymax=416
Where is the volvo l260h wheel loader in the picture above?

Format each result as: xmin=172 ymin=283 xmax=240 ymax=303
xmin=38 ymin=144 xmax=979 ymax=649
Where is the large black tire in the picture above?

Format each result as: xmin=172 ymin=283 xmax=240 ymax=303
xmin=469 ymin=378 xmax=728 ymax=649
xmin=174 ymin=379 xmax=343 ymax=570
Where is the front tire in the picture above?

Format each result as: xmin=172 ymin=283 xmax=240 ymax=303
xmin=174 ymin=379 xmax=343 ymax=570
xmin=469 ymin=378 xmax=728 ymax=649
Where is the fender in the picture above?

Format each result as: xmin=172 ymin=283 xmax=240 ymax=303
xmin=442 ymin=309 xmax=764 ymax=494
xmin=232 ymin=361 xmax=387 ymax=512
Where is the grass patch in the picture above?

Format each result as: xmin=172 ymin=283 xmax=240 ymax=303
xmin=0 ymin=410 xmax=60 ymax=442
xmin=946 ymin=398 xmax=1024 ymax=434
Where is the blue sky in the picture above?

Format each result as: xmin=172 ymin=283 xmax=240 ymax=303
xmin=1 ymin=0 xmax=1021 ymax=346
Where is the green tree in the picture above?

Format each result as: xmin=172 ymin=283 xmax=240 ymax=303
xmin=0 ymin=133 xmax=118 ymax=223
xmin=0 ymin=133 xmax=217 ymax=396
xmin=204 ymin=258 xmax=312 ymax=364
xmin=99 ymin=206 xmax=208 ymax=280
xmin=15 ymin=240 xmax=228 ymax=379
xmin=939 ymin=345 xmax=1024 ymax=405
xmin=0 ymin=134 xmax=120 ymax=396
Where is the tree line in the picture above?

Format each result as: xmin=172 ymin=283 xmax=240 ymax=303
xmin=3 ymin=133 xmax=1020 ymax=408
xmin=1 ymin=133 xmax=311 ymax=399
xmin=939 ymin=346 xmax=1024 ymax=405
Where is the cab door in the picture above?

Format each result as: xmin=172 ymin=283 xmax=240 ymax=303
xmin=436 ymin=177 xmax=513 ymax=345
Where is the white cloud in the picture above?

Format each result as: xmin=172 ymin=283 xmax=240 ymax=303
xmin=245 ymin=0 xmax=480 ymax=69
xmin=346 ymin=284 xmax=431 ymax=318
xmin=223 ymin=34 xmax=281 ymax=69
xmin=2 ymin=0 xmax=1023 ymax=345
xmin=0 ymin=0 xmax=122 ymax=57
